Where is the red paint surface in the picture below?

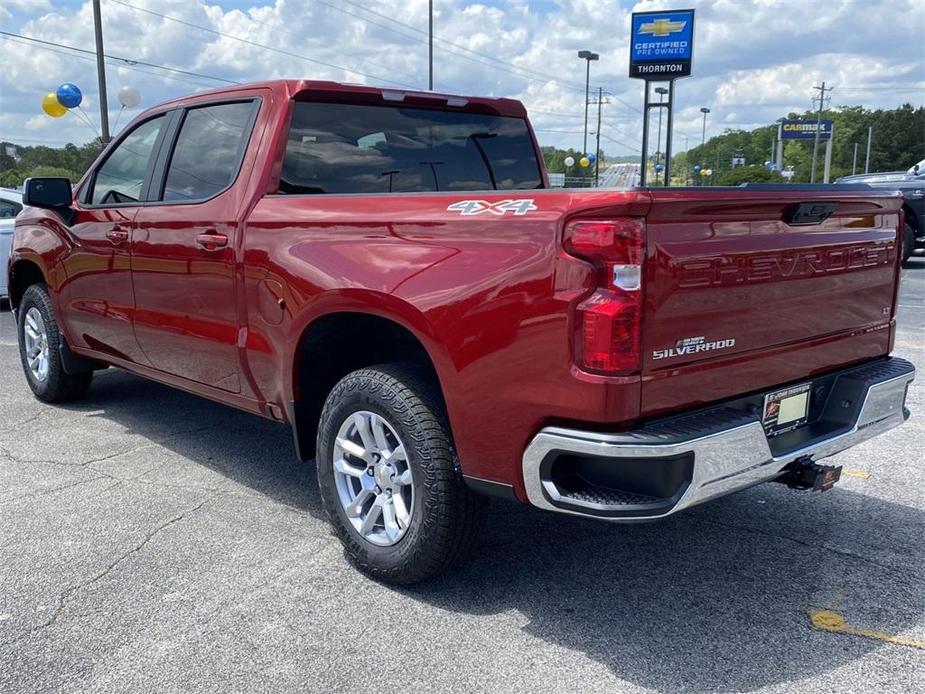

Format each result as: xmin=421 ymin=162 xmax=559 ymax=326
xmin=9 ymin=80 xmax=905 ymax=501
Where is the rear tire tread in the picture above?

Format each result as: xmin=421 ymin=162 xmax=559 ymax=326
xmin=317 ymin=364 xmax=485 ymax=584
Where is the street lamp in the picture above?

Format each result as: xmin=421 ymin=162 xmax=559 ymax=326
xmin=699 ymin=107 xmax=711 ymax=149
xmin=578 ymin=50 xmax=599 ymax=157
xmin=654 ymin=86 xmax=668 ymax=184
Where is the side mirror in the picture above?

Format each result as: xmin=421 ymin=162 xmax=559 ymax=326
xmin=23 ymin=177 xmax=73 ymax=210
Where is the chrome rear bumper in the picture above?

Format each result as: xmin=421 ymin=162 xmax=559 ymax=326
xmin=523 ymin=358 xmax=915 ymax=521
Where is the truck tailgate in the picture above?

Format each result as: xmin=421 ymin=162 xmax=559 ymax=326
xmin=640 ymin=187 xmax=903 ymax=416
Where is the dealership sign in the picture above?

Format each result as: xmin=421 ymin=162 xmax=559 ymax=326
xmin=780 ymin=120 xmax=833 ymax=140
xmin=629 ymin=9 xmax=695 ymax=80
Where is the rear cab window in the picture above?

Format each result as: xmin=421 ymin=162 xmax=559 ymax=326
xmin=279 ymin=102 xmax=543 ymax=194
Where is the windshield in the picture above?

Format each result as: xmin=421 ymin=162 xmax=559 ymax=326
xmin=908 ymin=158 xmax=925 ymax=175
xmin=279 ymin=101 xmax=543 ymax=194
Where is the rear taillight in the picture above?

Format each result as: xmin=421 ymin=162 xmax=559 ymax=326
xmin=563 ymin=218 xmax=645 ymax=374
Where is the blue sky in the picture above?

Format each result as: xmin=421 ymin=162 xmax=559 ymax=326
xmin=1 ymin=0 xmax=923 ymax=157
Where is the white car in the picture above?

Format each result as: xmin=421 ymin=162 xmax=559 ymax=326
xmin=1 ymin=187 xmax=24 ymax=300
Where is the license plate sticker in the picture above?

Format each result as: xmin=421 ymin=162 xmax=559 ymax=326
xmin=762 ymin=382 xmax=811 ymax=436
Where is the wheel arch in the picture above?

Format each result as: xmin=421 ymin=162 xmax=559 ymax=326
xmin=287 ymin=301 xmax=452 ymax=462
xmin=901 ymin=202 xmax=920 ymax=233
xmin=8 ymin=257 xmax=47 ymax=311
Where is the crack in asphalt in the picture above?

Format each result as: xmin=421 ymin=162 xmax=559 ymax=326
xmin=694 ymin=516 xmax=925 ymax=588
xmin=0 ymin=475 xmax=111 ymax=506
xmin=0 ymin=495 xmax=215 ymax=649
xmin=0 ymin=420 xmax=230 ymax=471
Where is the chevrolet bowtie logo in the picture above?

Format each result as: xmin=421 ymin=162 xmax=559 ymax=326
xmin=639 ymin=18 xmax=687 ymax=37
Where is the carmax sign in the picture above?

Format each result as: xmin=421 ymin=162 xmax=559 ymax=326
xmin=780 ymin=120 xmax=833 ymax=141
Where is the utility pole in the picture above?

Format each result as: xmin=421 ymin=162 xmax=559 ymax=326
xmin=595 ymin=87 xmax=603 ymax=187
xmin=810 ymin=81 xmax=830 ymax=184
xmin=852 ymin=142 xmax=858 ymax=174
xmin=428 ymin=0 xmax=433 ymax=90
xmin=92 ymin=0 xmax=110 ymax=143
xmin=865 ymin=126 xmax=873 ymax=173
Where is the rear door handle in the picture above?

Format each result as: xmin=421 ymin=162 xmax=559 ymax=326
xmin=106 ymin=227 xmax=129 ymax=244
xmin=196 ymin=231 xmax=228 ymax=251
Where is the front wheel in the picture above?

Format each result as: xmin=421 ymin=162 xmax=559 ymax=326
xmin=17 ymin=284 xmax=92 ymax=402
xmin=316 ymin=364 xmax=485 ymax=584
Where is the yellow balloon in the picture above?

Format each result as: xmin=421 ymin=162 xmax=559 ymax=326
xmin=579 ymin=156 xmax=590 ymax=168
xmin=42 ymin=92 xmax=67 ymax=118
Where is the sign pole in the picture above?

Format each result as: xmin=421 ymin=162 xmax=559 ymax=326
xmin=639 ymin=84 xmax=649 ymax=187
xmin=776 ymin=123 xmax=784 ymax=170
xmin=628 ymin=8 xmax=695 ymax=188
xmin=663 ymin=81 xmax=674 ymax=186
xmin=823 ymin=135 xmax=833 ymax=183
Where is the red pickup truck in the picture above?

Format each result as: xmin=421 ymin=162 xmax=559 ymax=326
xmin=8 ymin=80 xmax=914 ymax=583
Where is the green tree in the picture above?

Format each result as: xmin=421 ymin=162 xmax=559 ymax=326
xmin=716 ymin=165 xmax=783 ymax=186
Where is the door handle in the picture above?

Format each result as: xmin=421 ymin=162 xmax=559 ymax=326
xmin=106 ymin=228 xmax=129 ymax=244
xmin=196 ymin=231 xmax=228 ymax=251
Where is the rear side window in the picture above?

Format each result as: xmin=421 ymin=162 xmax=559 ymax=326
xmin=0 ymin=199 xmax=22 ymax=218
xmin=162 ymin=101 xmax=256 ymax=202
xmin=90 ymin=115 xmax=165 ymax=205
xmin=279 ymin=101 xmax=542 ymax=194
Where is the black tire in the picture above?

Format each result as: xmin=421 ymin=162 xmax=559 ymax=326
xmin=901 ymin=222 xmax=915 ymax=265
xmin=17 ymin=284 xmax=92 ymax=403
xmin=316 ymin=364 xmax=485 ymax=584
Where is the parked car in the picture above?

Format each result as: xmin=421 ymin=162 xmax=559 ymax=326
xmin=837 ymin=159 xmax=925 ymax=263
xmin=7 ymin=81 xmax=915 ymax=583
xmin=0 ymin=187 xmax=24 ymax=300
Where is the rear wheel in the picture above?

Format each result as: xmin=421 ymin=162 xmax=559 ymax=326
xmin=17 ymin=284 xmax=92 ymax=402
xmin=316 ymin=364 xmax=485 ymax=584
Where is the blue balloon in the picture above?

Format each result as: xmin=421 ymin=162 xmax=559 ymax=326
xmin=56 ymin=83 xmax=82 ymax=109
xmin=692 ymin=164 xmax=701 ymax=172
xmin=586 ymin=153 xmax=596 ymax=164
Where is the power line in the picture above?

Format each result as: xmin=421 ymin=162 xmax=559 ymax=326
xmin=110 ymin=0 xmax=418 ymax=89
xmin=598 ymin=132 xmax=640 ymax=153
xmin=602 ymin=119 xmax=643 ymax=146
xmin=0 ymin=30 xmax=239 ymax=85
xmin=0 ymin=34 xmax=222 ymax=89
xmin=323 ymin=0 xmax=592 ymax=93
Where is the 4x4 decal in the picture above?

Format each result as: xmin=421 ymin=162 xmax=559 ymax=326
xmin=446 ymin=199 xmax=538 ymax=216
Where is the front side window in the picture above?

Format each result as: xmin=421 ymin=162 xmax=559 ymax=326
xmin=162 ymin=101 xmax=256 ymax=202
xmin=279 ymin=101 xmax=543 ymax=194
xmin=90 ymin=115 xmax=165 ymax=205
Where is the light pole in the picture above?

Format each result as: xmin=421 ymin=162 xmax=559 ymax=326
xmin=699 ymin=107 xmax=710 ymax=149
xmin=578 ymin=50 xmax=599 ymax=157
xmin=699 ymin=107 xmax=710 ymax=186
xmin=428 ymin=0 xmax=433 ymax=90
xmin=654 ymin=86 xmax=668 ymax=184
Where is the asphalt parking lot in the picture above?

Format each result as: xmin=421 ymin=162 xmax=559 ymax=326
xmin=1 ymin=261 xmax=923 ymax=694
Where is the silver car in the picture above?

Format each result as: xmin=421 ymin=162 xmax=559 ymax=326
xmin=1 ymin=187 xmax=24 ymax=300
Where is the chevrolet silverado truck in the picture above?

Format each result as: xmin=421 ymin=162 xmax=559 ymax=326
xmin=8 ymin=80 xmax=915 ymax=583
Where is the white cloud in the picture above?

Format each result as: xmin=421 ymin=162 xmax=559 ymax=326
xmin=0 ymin=0 xmax=921 ymax=154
